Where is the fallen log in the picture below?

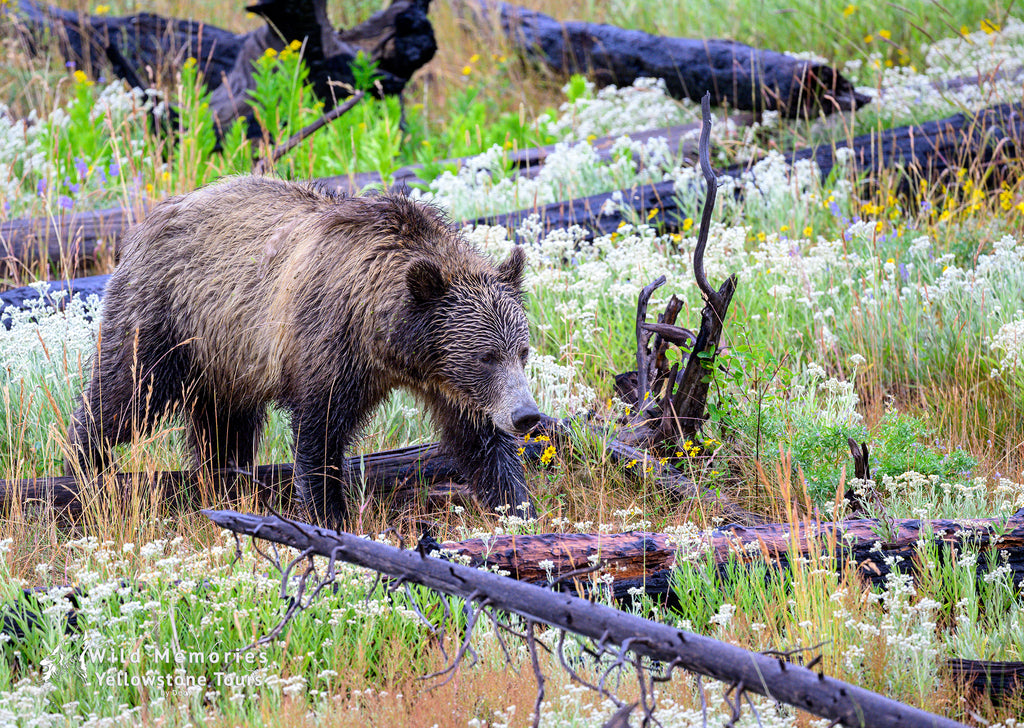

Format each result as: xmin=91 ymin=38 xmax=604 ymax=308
xmin=0 ymin=442 xmax=467 ymax=519
xmin=948 ymin=659 xmax=1024 ymax=704
xmin=0 ymin=274 xmax=109 ymax=329
xmin=442 ymin=515 xmax=1024 ymax=599
xmin=206 ymin=508 xmax=967 ymax=728
xmin=11 ymin=0 xmax=435 ymax=130
xmin=473 ymin=101 xmax=1024 ymax=236
xmin=0 ymin=117 xmax=744 ymax=273
xmin=0 ymin=202 xmax=149 ymax=275
xmin=0 ymin=418 xmax=753 ymax=523
xmin=5 ymin=101 xmax=1018 ymax=270
xmin=458 ymin=0 xmax=869 ymax=118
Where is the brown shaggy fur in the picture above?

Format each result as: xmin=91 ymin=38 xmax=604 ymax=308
xmin=67 ymin=176 xmax=540 ymax=525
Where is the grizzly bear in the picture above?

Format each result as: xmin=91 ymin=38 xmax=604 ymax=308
xmin=66 ymin=176 xmax=541 ymax=525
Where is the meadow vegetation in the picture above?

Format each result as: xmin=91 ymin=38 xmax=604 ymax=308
xmin=1 ymin=0 xmax=1024 ymax=725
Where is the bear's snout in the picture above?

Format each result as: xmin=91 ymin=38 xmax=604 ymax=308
xmin=511 ymin=404 xmax=541 ymax=433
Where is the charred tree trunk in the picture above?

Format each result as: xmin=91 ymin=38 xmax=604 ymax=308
xmin=613 ymin=96 xmax=737 ymax=455
xmin=457 ymin=0 xmax=869 ymax=118
xmin=474 ymin=102 xmax=1024 ymax=237
xmin=11 ymin=0 xmax=436 ymax=130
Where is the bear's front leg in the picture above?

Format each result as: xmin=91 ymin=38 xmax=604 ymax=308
xmin=291 ymin=407 xmax=353 ymax=531
xmin=435 ymin=409 xmax=536 ymax=519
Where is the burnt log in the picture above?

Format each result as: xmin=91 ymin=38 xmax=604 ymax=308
xmin=0 ymin=274 xmax=109 ymax=329
xmin=458 ymin=0 xmax=869 ymax=118
xmin=0 ymin=443 xmax=468 ymax=520
xmin=207 ymin=508 xmax=967 ymax=728
xmin=475 ymin=101 xmax=1024 ymax=237
xmin=11 ymin=0 xmax=435 ymax=131
xmin=442 ymin=515 xmax=1024 ymax=599
xmin=948 ymin=659 xmax=1024 ymax=704
xmin=4 ymin=102 xmax=1021 ymax=274
xmin=0 ymin=118 xmax=733 ymax=276
xmin=0 ymin=418 xmax=754 ymax=523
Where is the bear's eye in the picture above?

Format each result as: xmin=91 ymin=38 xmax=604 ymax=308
xmin=479 ymin=351 xmax=499 ymax=367
xmin=519 ymin=346 xmax=529 ymax=365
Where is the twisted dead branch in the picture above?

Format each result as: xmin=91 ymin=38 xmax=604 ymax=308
xmin=206 ymin=508 xmax=966 ymax=728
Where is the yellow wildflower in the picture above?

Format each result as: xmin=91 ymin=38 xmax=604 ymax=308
xmin=647 ymin=208 xmax=658 ymax=220
xmin=863 ymin=34 xmax=873 ymax=43
xmin=540 ymin=445 xmax=556 ymax=465
xmin=878 ymin=29 xmax=891 ymax=40
xmin=682 ymin=217 xmax=694 ymax=232
xmin=263 ymin=47 xmax=277 ymax=58
xmin=803 ymin=226 xmax=813 ymax=237
xmin=94 ymin=4 xmax=110 ymax=14
xmin=469 ymin=53 xmax=480 ymax=63
xmin=72 ymin=69 xmax=93 ymax=85
xmin=842 ymin=4 xmax=856 ymax=16
xmin=625 ymin=459 xmax=638 ymax=469
xmin=462 ymin=65 xmax=472 ymax=76
xmin=980 ymin=19 xmax=999 ymax=34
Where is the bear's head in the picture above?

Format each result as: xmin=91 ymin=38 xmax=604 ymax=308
xmin=406 ymin=246 xmax=541 ymax=434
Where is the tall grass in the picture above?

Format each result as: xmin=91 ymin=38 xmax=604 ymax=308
xmin=2 ymin=1 xmax=1024 ymax=725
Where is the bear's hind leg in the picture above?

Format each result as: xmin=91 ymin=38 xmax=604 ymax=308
xmin=67 ymin=332 xmax=191 ymax=475
xmin=187 ymin=395 xmax=268 ymax=470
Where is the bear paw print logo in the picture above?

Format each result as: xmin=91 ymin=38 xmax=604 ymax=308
xmin=41 ymin=648 xmax=85 ymax=684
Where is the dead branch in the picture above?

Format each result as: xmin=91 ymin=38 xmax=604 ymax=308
xmin=253 ymin=91 xmax=366 ymax=174
xmin=206 ymin=508 xmax=966 ymax=728
xmin=633 ymin=275 xmax=666 ymax=413
xmin=619 ymin=94 xmax=738 ymax=454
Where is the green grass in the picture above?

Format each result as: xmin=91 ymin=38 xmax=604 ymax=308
xmin=2 ymin=0 xmax=1024 ymax=725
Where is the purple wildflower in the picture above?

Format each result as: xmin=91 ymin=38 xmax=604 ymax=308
xmin=36 ymin=179 xmax=46 ymax=196
xmin=58 ymin=195 xmax=74 ymax=210
xmin=74 ymin=157 xmax=89 ymax=178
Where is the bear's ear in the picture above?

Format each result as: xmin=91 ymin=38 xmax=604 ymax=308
xmin=496 ymin=246 xmax=526 ymax=290
xmin=407 ymin=258 xmax=447 ymax=304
